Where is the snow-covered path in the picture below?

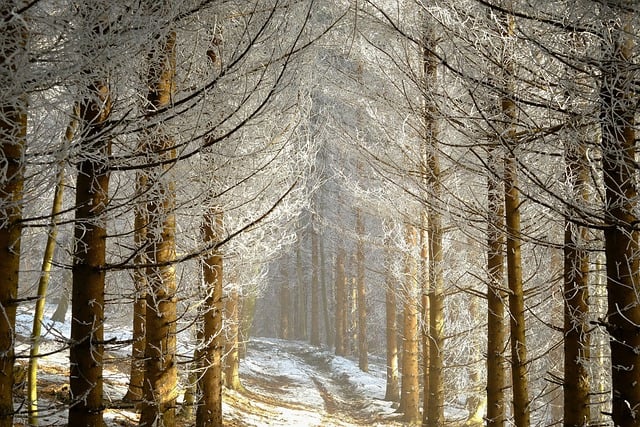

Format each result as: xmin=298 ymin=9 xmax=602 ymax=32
xmin=225 ymin=338 xmax=405 ymax=427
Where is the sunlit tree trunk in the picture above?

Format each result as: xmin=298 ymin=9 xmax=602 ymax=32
xmin=421 ymin=23 xmax=444 ymax=426
xmin=224 ymin=283 xmax=242 ymax=391
xmin=600 ymin=11 xmax=640 ymax=427
xmin=0 ymin=5 xmax=26 ymax=425
xmin=139 ymin=30 xmax=178 ymax=427
xmin=384 ymin=234 xmax=400 ymax=402
xmin=295 ymin=237 xmax=307 ymax=340
xmin=28 ymin=113 xmax=73 ymax=424
xmin=399 ymin=224 xmax=420 ymax=425
xmin=124 ymin=156 xmax=148 ymax=403
xmin=69 ymin=77 xmax=111 ymax=427
xmin=563 ymin=134 xmax=590 ymax=426
xmin=334 ymin=246 xmax=347 ymax=356
xmin=420 ymin=220 xmax=430 ymax=422
xmin=319 ymin=230 xmax=333 ymax=347
xmin=196 ymin=208 xmax=224 ymax=427
xmin=486 ymin=144 xmax=507 ymax=427
xmin=355 ymin=205 xmax=368 ymax=371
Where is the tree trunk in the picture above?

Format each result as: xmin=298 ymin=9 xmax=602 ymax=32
xmin=196 ymin=208 xmax=224 ymax=427
xmin=399 ymin=224 xmax=420 ymax=425
xmin=124 ymin=162 xmax=148 ymax=403
xmin=320 ymin=236 xmax=333 ymax=348
xmin=279 ymin=259 xmax=291 ymax=340
xmin=384 ymin=236 xmax=400 ymax=402
xmin=334 ymin=247 xmax=347 ymax=356
xmin=295 ymin=238 xmax=307 ymax=340
xmin=139 ymin=30 xmax=178 ymax=427
xmin=69 ymin=77 xmax=111 ymax=427
xmin=355 ymin=206 xmax=368 ymax=371
xmin=310 ymin=226 xmax=320 ymax=346
xmin=224 ymin=284 xmax=242 ymax=391
xmin=28 ymin=127 xmax=70 ymax=425
xmin=421 ymin=24 xmax=444 ymax=426
xmin=486 ymin=144 xmax=507 ymax=427
xmin=503 ymin=108 xmax=530 ymax=427
xmin=600 ymin=11 xmax=640 ymax=427
xmin=563 ymin=134 xmax=590 ymax=426
xmin=0 ymin=6 xmax=26 ymax=425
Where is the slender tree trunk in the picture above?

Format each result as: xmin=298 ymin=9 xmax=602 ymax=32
xmin=279 ymin=259 xmax=291 ymax=340
xmin=0 ymin=6 xmax=26 ymax=425
xmin=28 ymin=121 xmax=71 ymax=425
xmin=69 ymin=76 xmax=111 ymax=427
xmin=421 ymin=24 xmax=444 ymax=426
xmin=196 ymin=208 xmax=224 ymax=427
xmin=334 ymin=247 xmax=347 ymax=356
xmin=319 ymin=236 xmax=333 ymax=348
xmin=384 ymin=236 xmax=400 ymax=402
xmin=600 ymin=12 xmax=640 ymax=427
xmin=486 ymin=144 xmax=507 ymax=427
xmin=563 ymin=135 xmax=590 ymax=426
xmin=139 ymin=30 xmax=178 ymax=427
xmin=400 ymin=224 xmax=420 ymax=425
xmin=310 ymin=225 xmax=320 ymax=346
xmin=355 ymin=206 xmax=368 ymax=371
xmin=295 ymin=238 xmax=307 ymax=340
xmin=420 ymin=223 xmax=429 ymax=422
xmin=124 ymin=159 xmax=149 ymax=403
xmin=224 ymin=284 xmax=242 ymax=391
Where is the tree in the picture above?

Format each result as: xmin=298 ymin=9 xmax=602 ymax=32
xmin=600 ymin=6 xmax=640 ymax=426
xmin=196 ymin=208 xmax=224 ymax=427
xmin=139 ymin=29 xmax=178 ymax=427
xmin=0 ymin=3 xmax=27 ymax=425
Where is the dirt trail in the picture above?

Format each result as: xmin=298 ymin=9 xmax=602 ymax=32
xmin=233 ymin=339 xmax=404 ymax=427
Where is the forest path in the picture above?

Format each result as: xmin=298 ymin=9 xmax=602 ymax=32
xmin=225 ymin=337 xmax=404 ymax=427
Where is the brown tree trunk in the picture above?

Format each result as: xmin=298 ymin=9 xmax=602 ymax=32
xmin=310 ymin=226 xmax=320 ymax=346
xmin=334 ymin=247 xmax=347 ymax=356
xmin=563 ymin=135 xmax=591 ymax=426
xmin=0 ymin=6 xmax=26 ymax=425
xmin=355 ymin=206 xmax=368 ymax=371
xmin=419 ymin=216 xmax=430 ymax=422
xmin=600 ymin=12 xmax=640 ymax=427
xmin=124 ymin=165 xmax=148 ymax=403
xmin=279 ymin=259 xmax=291 ymax=340
xmin=69 ymin=78 xmax=111 ymax=426
xmin=295 ymin=238 xmax=307 ymax=340
xmin=196 ymin=208 xmax=224 ymax=427
xmin=399 ymin=224 xmax=420 ymax=425
xmin=224 ymin=284 xmax=242 ymax=391
xmin=486 ymin=145 xmax=507 ymax=427
xmin=320 ymin=236 xmax=333 ymax=348
xmin=421 ymin=24 xmax=444 ymax=426
xmin=139 ymin=30 xmax=178 ymax=427
xmin=384 ymin=235 xmax=400 ymax=402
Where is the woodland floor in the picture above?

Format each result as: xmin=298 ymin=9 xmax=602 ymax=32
xmin=12 ymin=333 xmax=408 ymax=426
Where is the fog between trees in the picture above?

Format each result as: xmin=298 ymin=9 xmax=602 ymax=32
xmin=1 ymin=0 xmax=639 ymax=426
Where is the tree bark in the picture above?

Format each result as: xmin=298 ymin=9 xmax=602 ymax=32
xmin=28 ymin=115 xmax=71 ymax=424
xmin=224 ymin=284 xmax=242 ymax=391
xmin=486 ymin=144 xmax=507 ymax=427
xmin=384 ymin=234 xmax=400 ymax=402
xmin=600 ymin=11 xmax=640 ymax=427
xmin=196 ymin=208 xmax=224 ymax=427
xmin=355 ymin=206 xmax=368 ymax=371
xmin=399 ymin=224 xmax=420 ymax=425
xmin=563 ymin=135 xmax=590 ymax=426
xmin=310 ymin=225 xmax=321 ymax=346
xmin=69 ymin=77 xmax=111 ymax=427
xmin=0 ymin=5 xmax=26 ymax=425
xmin=139 ymin=30 xmax=178 ymax=427
xmin=124 ymin=159 xmax=148 ymax=403
xmin=334 ymin=247 xmax=347 ymax=356
xmin=279 ymin=259 xmax=291 ymax=340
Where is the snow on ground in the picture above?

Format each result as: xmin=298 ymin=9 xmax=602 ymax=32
xmin=14 ymin=304 xmax=407 ymax=426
